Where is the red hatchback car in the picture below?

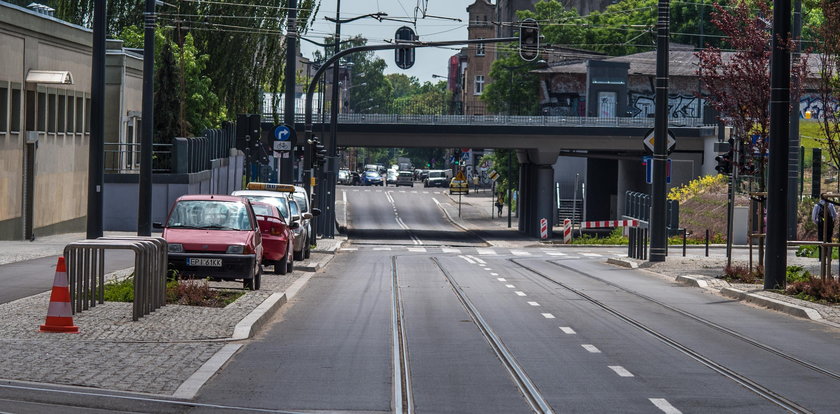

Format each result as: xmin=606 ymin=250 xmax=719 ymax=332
xmin=157 ymin=194 xmax=264 ymax=290
xmin=251 ymin=201 xmax=296 ymax=275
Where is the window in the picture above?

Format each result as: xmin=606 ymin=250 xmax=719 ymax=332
xmin=66 ymin=93 xmax=75 ymax=133
xmin=37 ymin=92 xmax=46 ymax=131
xmin=474 ymin=75 xmax=485 ymax=95
xmin=10 ymin=88 xmax=21 ymax=132
xmin=84 ymin=98 xmax=91 ymax=132
xmin=75 ymin=97 xmax=83 ymax=133
xmin=0 ymin=86 xmax=7 ymax=132
xmin=476 ymin=40 xmax=485 ymax=56
xmin=25 ymin=91 xmax=35 ymax=131
xmin=57 ymin=93 xmax=66 ymax=133
xmin=47 ymin=93 xmax=56 ymax=132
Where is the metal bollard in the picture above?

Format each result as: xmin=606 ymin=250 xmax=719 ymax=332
xmin=705 ymin=229 xmax=709 ymax=257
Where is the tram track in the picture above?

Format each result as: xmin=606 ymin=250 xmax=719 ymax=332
xmin=511 ymin=259 xmax=817 ymax=414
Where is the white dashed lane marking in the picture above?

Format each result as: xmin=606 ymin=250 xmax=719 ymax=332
xmin=608 ymin=366 xmax=634 ymax=377
xmin=510 ymin=250 xmax=531 ymax=256
xmin=514 ymin=291 xmax=526 ymax=296
xmin=546 ymin=252 xmax=566 ymax=256
xmin=373 ymin=247 xmax=391 ymax=251
xmin=505 ymin=284 xmax=515 ymax=288
xmin=649 ymin=398 xmax=682 ymax=414
xmin=541 ymin=313 xmax=555 ymax=319
xmin=581 ymin=344 xmax=601 ymax=353
xmin=559 ymin=327 xmax=576 ymax=334
xmin=476 ymin=248 xmax=496 ymax=255
xmin=496 ymin=278 xmax=506 ymax=282
xmin=490 ymin=273 xmax=499 ymax=276
xmin=527 ymin=301 xmax=540 ymax=307
xmin=407 ymin=247 xmax=426 ymax=252
xmin=581 ymin=253 xmax=602 ymax=257
xmin=459 ymin=255 xmax=476 ymax=264
xmin=442 ymin=247 xmax=461 ymax=254
xmin=340 ymin=247 xmax=359 ymax=251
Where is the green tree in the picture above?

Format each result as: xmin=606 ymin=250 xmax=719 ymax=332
xmin=154 ymin=39 xmax=182 ymax=143
xmin=482 ymin=54 xmax=540 ymax=115
xmin=387 ymin=74 xmax=421 ymax=99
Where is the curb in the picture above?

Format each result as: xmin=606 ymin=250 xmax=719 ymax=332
xmin=433 ymin=198 xmax=470 ymax=232
xmin=719 ymin=287 xmax=824 ymax=321
xmin=606 ymin=258 xmax=638 ymax=269
xmin=230 ymin=292 xmax=287 ymax=341
xmin=674 ymin=274 xmax=710 ymax=288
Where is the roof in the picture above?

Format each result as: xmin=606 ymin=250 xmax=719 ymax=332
xmin=535 ymin=48 xmax=823 ymax=78
xmin=176 ymin=194 xmax=247 ymax=202
xmin=231 ymin=190 xmax=291 ymax=200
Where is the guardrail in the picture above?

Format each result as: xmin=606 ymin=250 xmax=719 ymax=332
xmin=64 ymin=237 xmax=168 ymax=321
xmin=104 ymin=142 xmax=172 ymax=174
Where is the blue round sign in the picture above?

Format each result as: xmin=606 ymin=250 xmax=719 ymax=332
xmin=274 ymin=125 xmax=292 ymax=141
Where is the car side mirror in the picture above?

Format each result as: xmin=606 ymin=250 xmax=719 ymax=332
xmin=153 ymin=222 xmax=164 ymax=229
xmin=289 ymin=221 xmax=300 ymax=230
xmin=302 ymin=212 xmax=313 ymax=220
xmin=311 ymin=208 xmax=322 ymax=217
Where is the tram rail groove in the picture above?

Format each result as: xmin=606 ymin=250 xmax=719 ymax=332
xmin=511 ymin=259 xmax=815 ymax=414
xmin=431 ymin=257 xmax=555 ymax=414
xmin=545 ymin=260 xmax=840 ymax=382
xmin=391 ymin=257 xmax=414 ymax=414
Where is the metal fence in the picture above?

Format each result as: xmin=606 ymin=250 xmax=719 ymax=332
xmin=104 ymin=123 xmax=237 ymax=175
xmin=64 ymin=237 xmax=168 ymax=321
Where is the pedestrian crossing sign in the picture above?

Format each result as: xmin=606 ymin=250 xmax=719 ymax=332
xmin=454 ymin=170 xmax=467 ymax=182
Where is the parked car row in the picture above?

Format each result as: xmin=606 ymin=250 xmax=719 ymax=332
xmin=155 ymin=183 xmax=320 ymax=291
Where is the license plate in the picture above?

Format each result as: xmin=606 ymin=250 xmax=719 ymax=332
xmin=187 ymin=258 xmax=222 ymax=267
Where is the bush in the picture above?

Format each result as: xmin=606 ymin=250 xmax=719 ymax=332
xmin=721 ymin=265 xmax=763 ymax=284
xmin=103 ymin=276 xmax=134 ymax=302
xmin=795 ymin=245 xmax=839 ymax=259
xmin=786 ymin=265 xmax=812 ymax=283
xmin=668 ymin=174 xmax=728 ymax=203
xmin=785 ymin=276 xmax=840 ymax=303
xmin=572 ymin=227 xmax=628 ymax=245
xmin=104 ymin=276 xmax=243 ymax=307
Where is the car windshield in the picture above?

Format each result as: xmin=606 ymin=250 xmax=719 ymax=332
xmin=245 ymin=196 xmax=289 ymax=219
xmin=289 ymin=200 xmax=301 ymax=217
xmin=429 ymin=171 xmax=445 ymax=178
xmin=166 ymin=200 xmax=252 ymax=231
xmin=365 ymin=172 xmax=379 ymax=177
xmin=251 ymin=204 xmax=276 ymax=217
xmin=293 ymin=192 xmax=308 ymax=212
xmin=399 ymin=172 xmax=412 ymax=178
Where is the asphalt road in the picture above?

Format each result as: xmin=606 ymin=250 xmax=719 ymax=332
xmin=0 ymin=251 xmax=136 ymax=304
xmin=187 ymin=185 xmax=840 ymax=413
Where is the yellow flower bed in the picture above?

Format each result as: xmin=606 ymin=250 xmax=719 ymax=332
xmin=667 ymin=174 xmax=728 ymax=203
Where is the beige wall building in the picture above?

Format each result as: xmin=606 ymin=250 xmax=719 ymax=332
xmin=0 ymin=2 xmax=143 ymax=240
xmin=463 ymin=0 xmax=496 ymax=115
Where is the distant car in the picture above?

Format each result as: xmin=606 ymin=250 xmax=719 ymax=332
xmin=231 ymin=189 xmax=292 ymax=223
xmin=419 ymin=169 xmax=430 ymax=181
xmin=290 ymin=185 xmax=319 ymax=260
xmin=157 ymin=195 xmax=264 ymax=290
xmin=350 ymin=171 xmax=362 ymax=186
xmin=362 ymin=171 xmax=384 ymax=186
xmin=386 ymin=169 xmax=398 ymax=185
xmin=337 ymin=169 xmax=351 ymax=185
xmin=396 ymin=171 xmax=414 ymax=187
xmin=251 ymin=202 xmax=296 ymax=275
xmin=424 ymin=170 xmax=449 ymax=188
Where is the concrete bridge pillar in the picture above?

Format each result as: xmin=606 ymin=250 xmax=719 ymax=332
xmin=517 ymin=150 xmax=559 ymax=239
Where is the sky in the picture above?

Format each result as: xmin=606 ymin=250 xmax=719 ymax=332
xmin=299 ymin=0 xmax=470 ymax=83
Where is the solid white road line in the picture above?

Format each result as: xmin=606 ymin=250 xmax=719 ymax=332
xmin=497 ymin=278 xmax=506 ymax=281
xmin=608 ymin=366 xmax=634 ymax=377
xmin=649 ymin=398 xmax=682 ymax=414
xmin=511 ymin=250 xmax=531 ymax=256
xmin=581 ymin=344 xmax=601 ymax=353
xmin=541 ymin=313 xmax=555 ymax=319
xmin=515 ymin=291 xmax=527 ymax=296
xmin=559 ymin=327 xmax=576 ymax=334
xmin=527 ymin=301 xmax=540 ymax=307
xmin=476 ymin=248 xmax=496 ymax=255
xmin=173 ymin=344 xmax=242 ymax=399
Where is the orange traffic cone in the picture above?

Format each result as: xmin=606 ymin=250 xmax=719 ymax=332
xmin=40 ymin=257 xmax=78 ymax=333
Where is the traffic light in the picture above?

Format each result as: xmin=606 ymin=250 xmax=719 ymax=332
xmin=715 ymin=150 xmax=732 ymax=175
xmin=519 ymin=18 xmax=540 ymax=61
xmin=310 ymin=137 xmax=326 ymax=168
xmin=395 ymin=26 xmax=416 ymax=70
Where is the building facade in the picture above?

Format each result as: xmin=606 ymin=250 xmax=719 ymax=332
xmin=0 ymin=2 xmax=143 ymax=240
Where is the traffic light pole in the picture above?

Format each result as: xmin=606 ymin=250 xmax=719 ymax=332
xmin=280 ymin=0 xmax=298 ymax=184
xmin=649 ymin=0 xmax=670 ymax=262
xmin=323 ymin=0 xmax=341 ymax=239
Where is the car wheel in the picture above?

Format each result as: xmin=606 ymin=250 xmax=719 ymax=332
xmin=253 ymin=267 xmax=262 ymax=290
xmin=276 ymin=249 xmax=289 ymax=275
xmin=287 ymin=252 xmax=294 ymax=273
xmin=294 ymin=246 xmax=304 ymax=261
xmin=304 ymin=243 xmax=311 ymax=259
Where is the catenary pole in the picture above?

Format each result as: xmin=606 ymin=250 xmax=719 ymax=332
xmin=649 ymin=0 xmax=670 ymax=262
xmin=787 ymin=0 xmax=803 ymax=240
xmin=87 ymin=0 xmax=106 ymax=239
xmin=765 ymin=0 xmax=792 ymax=289
xmin=324 ymin=0 xmax=341 ymax=239
xmin=280 ymin=0 xmax=298 ymax=183
xmin=138 ymin=0 xmax=155 ymax=236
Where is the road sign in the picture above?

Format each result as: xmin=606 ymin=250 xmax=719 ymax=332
xmin=643 ymin=156 xmax=671 ymax=184
xmin=642 ymin=128 xmax=676 ymax=154
xmin=488 ymin=170 xmax=500 ymax=181
xmin=454 ymin=170 xmax=467 ymax=182
xmin=274 ymin=125 xmax=293 ymax=142
xmin=273 ymin=141 xmax=292 ymax=151
xmin=540 ymin=218 xmax=548 ymax=239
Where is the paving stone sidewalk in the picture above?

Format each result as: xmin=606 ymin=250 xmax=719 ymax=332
xmin=0 ymin=237 xmax=345 ymax=396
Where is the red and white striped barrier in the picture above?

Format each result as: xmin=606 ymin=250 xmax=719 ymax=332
xmin=579 ymin=219 xmax=639 ymax=229
xmin=540 ymin=218 xmax=548 ymax=239
xmin=563 ymin=219 xmax=572 ymax=244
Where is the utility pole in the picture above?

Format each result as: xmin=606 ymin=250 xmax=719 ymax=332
xmin=787 ymin=0 xmax=803 ymax=240
xmin=324 ymin=0 xmax=341 ymax=239
xmin=87 ymin=0 xmax=106 ymax=239
xmin=765 ymin=0 xmax=792 ymax=289
xmin=649 ymin=0 xmax=670 ymax=262
xmin=138 ymin=0 xmax=155 ymax=236
xmin=280 ymin=0 xmax=298 ymax=184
